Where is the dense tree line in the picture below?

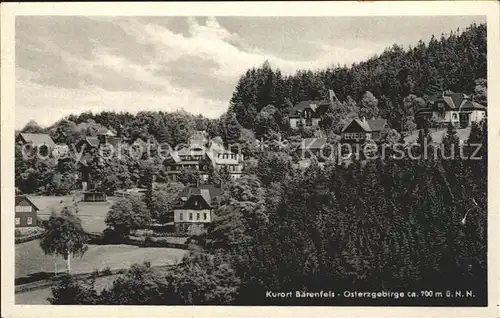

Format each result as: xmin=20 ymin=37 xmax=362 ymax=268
xmin=49 ymin=120 xmax=487 ymax=306
xmin=230 ymin=23 xmax=487 ymax=134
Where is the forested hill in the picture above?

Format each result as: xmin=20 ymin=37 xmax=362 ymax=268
xmin=230 ymin=23 xmax=487 ymax=133
xmin=20 ymin=23 xmax=486 ymax=145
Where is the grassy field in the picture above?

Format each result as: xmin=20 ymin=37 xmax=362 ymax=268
xmin=16 ymin=239 xmax=188 ymax=280
xmin=29 ymin=194 xmax=121 ymax=233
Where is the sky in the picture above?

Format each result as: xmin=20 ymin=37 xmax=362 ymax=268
xmin=15 ymin=15 xmax=486 ymax=129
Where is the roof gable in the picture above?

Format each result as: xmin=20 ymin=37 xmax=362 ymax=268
xmin=176 ymin=185 xmax=222 ymax=207
xmin=342 ymin=119 xmax=370 ymax=132
xmin=342 ymin=118 xmax=387 ymax=133
xmin=289 ymin=100 xmax=330 ymax=117
xmin=15 ymin=196 xmax=39 ymax=211
xmin=366 ymin=119 xmax=388 ymax=132
xmin=184 ymin=194 xmax=211 ymax=209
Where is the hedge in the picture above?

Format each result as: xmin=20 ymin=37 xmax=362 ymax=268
xmin=15 ymin=231 xmax=47 ymax=244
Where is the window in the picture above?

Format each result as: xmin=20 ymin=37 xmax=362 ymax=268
xmin=179 ymin=212 xmax=183 ymax=221
xmin=15 ymin=217 xmax=20 ymax=225
xmin=194 ymin=201 xmax=198 ymax=207
xmin=196 ymin=213 xmax=200 ymax=220
xmin=189 ymin=213 xmax=193 ymax=221
xmin=16 ymin=205 xmax=32 ymax=212
xmin=27 ymin=217 xmax=33 ymax=225
xmin=203 ymin=213 xmax=207 ymax=220
xmin=452 ymin=113 xmax=458 ymax=120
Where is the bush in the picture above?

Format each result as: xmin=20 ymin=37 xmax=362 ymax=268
xmin=144 ymin=235 xmax=153 ymax=245
xmin=48 ymin=273 xmax=100 ymax=305
xmin=15 ymin=229 xmax=21 ymax=237
xmin=101 ymin=267 xmax=112 ymax=276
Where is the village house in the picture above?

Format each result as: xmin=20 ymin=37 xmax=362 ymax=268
xmin=164 ymin=139 xmax=244 ymax=182
xmin=15 ymin=196 xmax=40 ymax=228
xmin=415 ymin=91 xmax=486 ymax=129
xmin=75 ymin=134 xmax=122 ymax=153
xmin=288 ymin=89 xmax=338 ymax=129
xmin=16 ymin=133 xmax=56 ymax=149
xmin=341 ymin=118 xmax=389 ymax=143
xmin=288 ymin=100 xmax=329 ymax=129
xmin=172 ymin=184 xmax=222 ymax=235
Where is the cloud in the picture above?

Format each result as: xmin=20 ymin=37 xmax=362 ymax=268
xmin=15 ymin=15 xmax=486 ymax=129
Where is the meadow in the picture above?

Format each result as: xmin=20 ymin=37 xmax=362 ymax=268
xmin=16 ymin=239 xmax=187 ymax=280
xmin=29 ymin=194 xmax=120 ymax=233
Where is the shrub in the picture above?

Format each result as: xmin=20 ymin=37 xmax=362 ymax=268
xmin=144 ymin=235 xmax=153 ymax=245
xmin=101 ymin=267 xmax=112 ymax=276
xmin=15 ymin=229 xmax=21 ymax=237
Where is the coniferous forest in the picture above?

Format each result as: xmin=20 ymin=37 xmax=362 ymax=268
xmin=17 ymin=23 xmax=488 ymax=306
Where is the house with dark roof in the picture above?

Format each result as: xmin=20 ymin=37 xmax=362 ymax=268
xmin=288 ymin=90 xmax=338 ymax=129
xmin=15 ymin=196 xmax=40 ymax=228
xmin=341 ymin=118 xmax=389 ymax=143
xmin=16 ymin=133 xmax=56 ymax=149
xmin=172 ymin=185 xmax=222 ymax=234
xmin=288 ymin=100 xmax=330 ymax=129
xmin=415 ymin=92 xmax=486 ymax=128
xmin=75 ymin=134 xmax=122 ymax=153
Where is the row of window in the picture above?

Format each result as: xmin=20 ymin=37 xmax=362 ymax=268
xmin=179 ymin=155 xmax=203 ymax=161
xmin=433 ymin=112 xmax=459 ymax=120
xmin=343 ymin=133 xmax=370 ymax=140
xmin=215 ymin=164 xmax=240 ymax=171
xmin=177 ymin=153 xmax=240 ymax=161
xmin=15 ymin=206 xmax=33 ymax=212
xmin=167 ymin=164 xmax=240 ymax=172
xmin=167 ymin=164 xmax=206 ymax=171
xmin=218 ymin=153 xmax=237 ymax=159
xmin=179 ymin=212 xmax=208 ymax=221
xmin=15 ymin=217 xmax=33 ymax=225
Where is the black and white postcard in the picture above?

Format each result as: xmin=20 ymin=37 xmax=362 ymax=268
xmin=1 ymin=1 xmax=499 ymax=318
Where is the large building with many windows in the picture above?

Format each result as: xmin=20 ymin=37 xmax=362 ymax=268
xmin=163 ymin=140 xmax=244 ymax=182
